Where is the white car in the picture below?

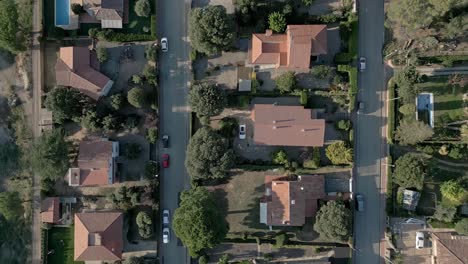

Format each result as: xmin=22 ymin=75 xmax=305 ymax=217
xmin=163 ymin=227 xmax=170 ymax=244
xmin=415 ymin=232 xmax=424 ymax=249
xmin=359 ymin=57 xmax=366 ymax=72
xmin=161 ymin=38 xmax=168 ymax=52
xmin=163 ymin=209 xmax=170 ymax=225
xmin=239 ymin=124 xmax=246 ymax=139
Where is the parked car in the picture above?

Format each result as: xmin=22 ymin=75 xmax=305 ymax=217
xmin=359 ymin=57 xmax=366 ymax=72
xmin=355 ymin=194 xmax=364 ymax=212
xmin=239 ymin=124 xmax=246 ymax=139
xmin=357 ymin=101 xmax=365 ymax=114
xmin=163 ymin=209 xmax=170 ymax=225
xmin=161 ymin=38 xmax=168 ymax=52
xmin=163 ymin=227 xmax=170 ymax=244
xmin=162 ymin=154 xmax=170 ymax=168
xmin=416 ymin=232 xmax=424 ymax=249
xmin=162 ymin=135 xmax=169 ymax=148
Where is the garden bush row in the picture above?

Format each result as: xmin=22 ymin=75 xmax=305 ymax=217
xmin=89 ymin=28 xmax=155 ymax=42
xmin=337 ymin=65 xmax=358 ymax=111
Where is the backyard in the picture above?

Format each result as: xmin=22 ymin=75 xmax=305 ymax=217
xmin=417 ymin=76 xmax=467 ymax=124
xmin=47 ymin=227 xmax=83 ymax=264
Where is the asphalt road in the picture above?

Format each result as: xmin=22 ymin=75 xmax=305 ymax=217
xmin=353 ymin=0 xmax=386 ymax=263
xmin=157 ymin=0 xmax=191 ymax=263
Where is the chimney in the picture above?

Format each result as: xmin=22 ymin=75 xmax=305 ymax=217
xmin=301 ymin=186 xmax=304 ymax=191
xmin=273 ymin=120 xmax=277 ymax=124
xmin=301 ymin=128 xmax=305 ymax=132
xmin=291 ymin=200 xmax=295 ymax=205
xmin=273 ymin=126 xmax=277 ymax=130
xmin=265 ymin=29 xmax=273 ymax=36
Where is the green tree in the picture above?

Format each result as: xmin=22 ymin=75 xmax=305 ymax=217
xmin=432 ymin=204 xmax=456 ymax=222
xmin=0 ymin=143 xmax=19 ymax=178
xmin=189 ymin=6 xmax=235 ymax=55
xmin=440 ymin=180 xmax=467 ymax=206
xmin=336 ymin=120 xmax=352 ymax=131
xmin=127 ymin=87 xmax=146 ymax=108
xmin=185 ymin=127 xmax=235 ymax=180
xmin=314 ymin=201 xmax=352 ymax=242
xmin=275 ymin=71 xmax=296 ymax=93
xmin=45 ymin=87 xmax=91 ymax=123
xmin=461 ymin=124 xmax=468 ymax=143
xmin=143 ymin=65 xmax=157 ymax=86
xmin=198 ymin=255 xmax=208 ymax=264
xmin=398 ymin=103 xmax=416 ymax=116
xmin=395 ymin=119 xmax=433 ymax=145
xmin=455 ymin=218 xmax=468 ymax=235
xmin=145 ymin=45 xmax=158 ymax=62
xmin=302 ymin=0 xmax=314 ymax=6
xmin=271 ymin=149 xmax=288 ymax=165
xmin=146 ymin=127 xmax=158 ymax=144
xmin=311 ymin=65 xmax=334 ymax=79
xmin=0 ymin=192 xmax=22 ymax=221
xmin=80 ymin=109 xmax=101 ymax=131
xmin=145 ymin=161 xmax=159 ymax=180
xmin=173 ymin=187 xmax=228 ymax=257
xmin=136 ymin=211 xmax=153 ymax=239
xmin=96 ymin=47 xmax=108 ymax=63
xmin=31 ymin=129 xmax=69 ymax=181
xmin=325 ymin=141 xmax=353 ymax=165
xmin=387 ymin=0 xmax=436 ymax=37
xmin=132 ymin=74 xmax=143 ymax=84
xmin=268 ymin=12 xmax=286 ymax=33
xmin=111 ymin=93 xmax=125 ymax=110
xmin=189 ymin=83 xmax=226 ymax=118
xmin=71 ymin=3 xmax=83 ymax=14
xmin=234 ymin=0 xmax=258 ymax=25
xmin=394 ymin=66 xmax=420 ymax=104
xmin=275 ymin=233 xmax=288 ymax=247
xmin=393 ymin=153 xmax=426 ymax=190
xmin=0 ymin=0 xmax=21 ymax=53
xmin=102 ymin=114 xmax=120 ymax=132
xmin=134 ymin=0 xmax=151 ymax=17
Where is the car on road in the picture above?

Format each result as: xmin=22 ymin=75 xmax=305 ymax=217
xmin=359 ymin=57 xmax=366 ymax=72
xmin=357 ymin=101 xmax=365 ymax=115
xmin=355 ymin=194 xmax=364 ymax=212
xmin=239 ymin=124 xmax=246 ymax=139
xmin=161 ymin=38 xmax=168 ymax=52
xmin=162 ymin=135 xmax=169 ymax=148
xmin=162 ymin=154 xmax=170 ymax=168
xmin=163 ymin=209 xmax=170 ymax=225
xmin=163 ymin=227 xmax=170 ymax=244
xmin=416 ymin=232 xmax=424 ymax=249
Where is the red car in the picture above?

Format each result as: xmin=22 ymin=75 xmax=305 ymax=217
xmin=162 ymin=154 xmax=170 ymax=168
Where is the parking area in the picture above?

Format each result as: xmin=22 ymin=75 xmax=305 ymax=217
xmin=391 ymin=218 xmax=432 ymax=264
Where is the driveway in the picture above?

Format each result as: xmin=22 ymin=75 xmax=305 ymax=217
xmin=390 ymin=219 xmax=431 ymax=264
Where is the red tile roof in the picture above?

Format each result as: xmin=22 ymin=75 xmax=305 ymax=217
xmin=431 ymin=232 xmax=468 ymax=264
xmin=252 ymin=104 xmax=325 ymax=147
xmin=250 ymin=25 xmax=327 ymax=70
xmin=41 ymin=197 xmax=60 ymax=223
xmin=264 ymin=175 xmax=325 ymax=226
xmin=56 ymin=47 xmax=113 ymax=100
xmin=74 ymin=212 xmax=123 ymax=261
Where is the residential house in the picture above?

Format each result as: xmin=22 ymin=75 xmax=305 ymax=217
xmin=67 ymin=138 xmax=119 ymax=186
xmin=56 ymin=46 xmax=114 ymax=100
xmin=431 ymin=232 xmax=468 ymax=264
xmin=41 ymin=197 xmax=60 ymax=224
xmin=249 ymin=25 xmax=327 ymax=71
xmin=74 ymin=212 xmax=123 ymax=261
xmin=402 ymin=189 xmax=421 ymax=211
xmin=251 ymin=104 xmax=325 ymax=147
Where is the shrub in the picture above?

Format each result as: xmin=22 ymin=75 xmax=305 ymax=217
xmin=96 ymin=47 xmax=108 ymax=63
xmin=303 ymin=147 xmax=321 ymax=168
xmin=440 ymin=180 xmax=467 ymax=206
xmin=337 ymin=65 xmax=357 ymax=111
xmin=71 ymin=3 xmax=83 ymax=14
xmin=271 ymin=149 xmax=288 ymax=165
xmin=268 ymin=12 xmax=286 ymax=33
xmin=326 ymin=141 xmax=353 ymax=165
xmin=349 ymin=128 xmax=354 ymax=143
xmin=111 ymin=93 xmax=125 ymax=110
xmin=275 ymin=71 xmax=296 ymax=93
xmin=311 ymin=65 xmax=334 ymax=79
xmin=455 ymin=218 xmax=468 ymax=235
xmin=448 ymin=147 xmax=462 ymax=159
xmin=150 ymin=15 xmax=157 ymax=37
xmin=433 ymin=204 xmax=456 ymax=222
xmin=127 ymin=87 xmax=146 ymax=108
xmin=275 ymin=234 xmax=288 ymax=247
xmin=134 ymin=0 xmax=151 ymax=17
xmin=300 ymin=90 xmax=308 ymax=106
xmin=146 ymin=127 xmax=158 ymax=144
xmin=145 ymin=161 xmax=159 ymax=180
xmin=145 ymin=45 xmax=158 ymax=62
xmin=336 ymin=119 xmax=352 ymax=131
xmin=199 ymin=256 xmax=208 ymax=264
xmin=136 ymin=211 xmax=153 ymax=239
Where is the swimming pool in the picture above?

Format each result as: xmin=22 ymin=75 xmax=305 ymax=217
xmin=55 ymin=0 xmax=70 ymax=26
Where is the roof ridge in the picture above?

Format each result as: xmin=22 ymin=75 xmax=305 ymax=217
xmin=434 ymin=233 xmax=466 ymax=263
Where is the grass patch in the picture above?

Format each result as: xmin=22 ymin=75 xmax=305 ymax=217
xmin=428 ymin=219 xmax=456 ymax=228
xmin=47 ymin=227 xmax=83 ymax=264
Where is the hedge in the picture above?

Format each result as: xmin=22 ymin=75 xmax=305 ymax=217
xmin=387 ymin=78 xmax=396 ymax=144
xmin=95 ymin=29 xmax=155 ymax=42
xmin=151 ymin=15 xmax=157 ymax=37
xmin=418 ymin=55 xmax=468 ymax=66
xmin=41 ymin=229 xmax=48 ymax=264
xmin=337 ymin=65 xmax=358 ymax=111
xmin=300 ymin=90 xmax=308 ymax=106
xmin=386 ymin=155 xmax=393 ymax=215
xmin=334 ymin=52 xmax=354 ymax=64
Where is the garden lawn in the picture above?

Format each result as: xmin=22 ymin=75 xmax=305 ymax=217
xmin=417 ymin=76 xmax=467 ymax=123
xmin=47 ymin=227 xmax=83 ymax=264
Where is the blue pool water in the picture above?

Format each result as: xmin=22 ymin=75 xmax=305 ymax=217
xmin=55 ymin=0 xmax=70 ymax=26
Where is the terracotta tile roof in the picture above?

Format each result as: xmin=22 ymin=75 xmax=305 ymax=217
xmin=431 ymin=232 xmax=468 ymax=264
xmin=252 ymin=104 xmax=325 ymax=147
xmin=250 ymin=25 xmax=327 ymax=70
xmin=55 ymin=47 xmax=113 ymax=100
xmin=74 ymin=212 xmax=123 ymax=261
xmin=41 ymin=197 xmax=60 ymax=223
xmin=264 ymin=175 xmax=325 ymax=226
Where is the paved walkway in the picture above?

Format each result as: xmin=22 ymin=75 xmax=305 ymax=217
xmin=386 ymin=60 xmax=468 ymax=76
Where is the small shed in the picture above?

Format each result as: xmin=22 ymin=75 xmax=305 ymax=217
xmin=237 ymin=66 xmax=252 ymax=92
xmin=403 ymin=189 xmax=421 ymax=211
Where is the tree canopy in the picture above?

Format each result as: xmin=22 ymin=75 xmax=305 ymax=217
xmin=173 ymin=187 xmax=228 ymax=257
xmin=395 ymin=119 xmax=433 ymax=145
xmin=0 ymin=191 xmax=22 ymax=222
xmin=189 ymin=83 xmax=226 ymax=118
xmin=0 ymin=142 xmax=19 ymax=178
xmin=275 ymin=71 xmax=296 ymax=93
xmin=326 ymin=141 xmax=353 ymax=165
xmin=455 ymin=218 xmax=468 ymax=235
xmin=45 ymin=87 xmax=91 ymax=124
xmin=394 ymin=66 xmax=420 ymax=104
xmin=234 ymin=0 xmax=258 ymax=25
xmin=136 ymin=211 xmax=153 ymax=239
xmin=134 ymin=0 xmax=151 ymax=17
xmin=31 ymin=129 xmax=70 ymax=181
xmin=314 ymin=201 xmax=352 ymax=242
xmin=127 ymin=87 xmax=146 ymax=108
xmin=189 ymin=6 xmax=235 ymax=55
xmin=440 ymin=180 xmax=467 ymax=206
xmin=393 ymin=153 xmax=426 ymax=190
xmin=0 ymin=0 xmax=21 ymax=53
xmin=433 ymin=204 xmax=456 ymax=222
xmin=268 ymin=12 xmax=286 ymax=33
xmin=185 ymin=127 xmax=235 ymax=180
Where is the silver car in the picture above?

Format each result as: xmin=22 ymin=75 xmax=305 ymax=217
xmin=163 ymin=227 xmax=170 ymax=244
xmin=239 ymin=124 xmax=246 ymax=139
xmin=355 ymin=194 xmax=364 ymax=212
xmin=359 ymin=57 xmax=366 ymax=72
xmin=357 ymin=102 xmax=365 ymax=115
xmin=161 ymin=37 xmax=168 ymax=52
xmin=163 ymin=209 xmax=170 ymax=225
